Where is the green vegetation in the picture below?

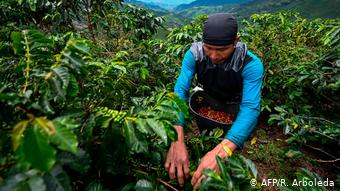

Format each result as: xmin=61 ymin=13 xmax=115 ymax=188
xmin=241 ymin=12 xmax=339 ymax=146
xmin=166 ymin=0 xmax=340 ymax=22
xmin=174 ymin=0 xmax=252 ymax=11
xmin=234 ymin=0 xmax=340 ymax=21
xmin=0 ymin=0 xmax=339 ymax=190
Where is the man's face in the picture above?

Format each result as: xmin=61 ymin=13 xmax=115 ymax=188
xmin=203 ymin=37 xmax=239 ymax=64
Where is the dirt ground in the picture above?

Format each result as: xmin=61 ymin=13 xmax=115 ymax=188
xmin=243 ymin=124 xmax=339 ymax=191
xmin=187 ymin=120 xmax=339 ymax=191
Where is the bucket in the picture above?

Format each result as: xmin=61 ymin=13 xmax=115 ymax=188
xmin=188 ymin=90 xmax=240 ymax=132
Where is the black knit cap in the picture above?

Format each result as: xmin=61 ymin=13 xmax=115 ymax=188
xmin=203 ymin=13 xmax=238 ymax=46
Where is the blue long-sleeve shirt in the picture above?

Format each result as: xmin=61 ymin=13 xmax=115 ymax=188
xmin=174 ymin=49 xmax=264 ymax=148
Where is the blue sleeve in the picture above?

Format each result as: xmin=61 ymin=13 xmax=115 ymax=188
xmin=174 ymin=50 xmax=196 ymax=126
xmin=225 ymin=52 xmax=264 ymax=148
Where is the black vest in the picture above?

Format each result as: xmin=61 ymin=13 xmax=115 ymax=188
xmin=191 ymin=42 xmax=253 ymax=101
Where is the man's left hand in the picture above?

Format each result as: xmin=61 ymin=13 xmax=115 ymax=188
xmin=191 ymin=139 xmax=237 ymax=188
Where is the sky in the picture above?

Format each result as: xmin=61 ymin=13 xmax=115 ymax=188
xmin=138 ymin=0 xmax=195 ymax=5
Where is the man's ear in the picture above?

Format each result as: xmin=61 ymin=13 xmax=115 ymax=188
xmin=234 ymin=35 xmax=240 ymax=46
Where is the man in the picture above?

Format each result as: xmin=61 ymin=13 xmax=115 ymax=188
xmin=164 ymin=13 xmax=264 ymax=188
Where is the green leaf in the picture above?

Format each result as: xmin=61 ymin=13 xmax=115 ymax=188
xmin=82 ymin=114 xmax=96 ymax=141
xmin=285 ymin=149 xmax=303 ymax=159
xmin=48 ymin=75 xmax=65 ymax=99
xmin=134 ymin=179 xmax=154 ymax=191
xmin=18 ymin=126 xmax=56 ymax=171
xmin=28 ymin=0 xmax=37 ymax=11
xmin=34 ymin=117 xmax=56 ymax=135
xmin=121 ymin=183 xmax=135 ymax=191
xmin=85 ymin=181 xmax=107 ymax=191
xmin=54 ymin=116 xmax=79 ymax=129
xmin=70 ymin=40 xmax=90 ymax=55
xmin=62 ymin=51 xmax=84 ymax=71
xmin=0 ymin=169 xmax=42 ymax=191
xmin=43 ymin=165 xmax=72 ymax=191
xmin=101 ymin=124 xmax=131 ymax=176
xmin=12 ymin=120 xmax=30 ymax=150
xmin=31 ymin=42 xmax=52 ymax=50
xmin=166 ymin=92 xmax=189 ymax=118
xmin=134 ymin=118 xmax=151 ymax=134
xmin=112 ymin=64 xmax=127 ymax=73
xmin=28 ymin=30 xmax=53 ymax=45
xmin=216 ymin=156 xmax=233 ymax=189
xmin=241 ymin=156 xmax=257 ymax=178
xmin=140 ymin=67 xmax=149 ymax=80
xmin=11 ymin=32 xmax=24 ymax=55
xmin=146 ymin=118 xmax=168 ymax=144
xmin=58 ymin=149 xmax=91 ymax=175
xmin=274 ymin=106 xmax=286 ymax=113
xmin=101 ymin=117 xmax=113 ymax=129
xmin=162 ymin=122 xmax=177 ymax=141
xmin=203 ymin=169 xmax=223 ymax=182
xmin=0 ymin=92 xmax=24 ymax=105
xmin=53 ymin=66 xmax=69 ymax=91
xmin=39 ymin=95 xmax=55 ymax=114
xmin=123 ymin=120 xmax=148 ymax=153
xmin=213 ymin=128 xmax=224 ymax=138
xmin=28 ymin=176 xmax=46 ymax=191
xmin=66 ymin=74 xmax=79 ymax=97
xmin=14 ymin=30 xmax=54 ymax=60
xmin=50 ymin=118 xmax=79 ymax=154
xmin=200 ymin=177 xmax=228 ymax=190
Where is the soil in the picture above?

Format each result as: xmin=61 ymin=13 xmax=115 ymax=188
xmin=242 ymin=124 xmax=340 ymax=191
xmin=186 ymin=120 xmax=340 ymax=191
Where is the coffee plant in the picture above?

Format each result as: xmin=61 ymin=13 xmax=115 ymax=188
xmin=241 ymin=11 xmax=339 ymax=148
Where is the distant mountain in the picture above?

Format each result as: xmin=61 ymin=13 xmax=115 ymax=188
xmin=124 ymin=0 xmax=168 ymax=12
xmin=175 ymin=5 xmax=238 ymax=19
xmin=124 ymin=0 xmax=190 ymax=28
xmin=175 ymin=0 xmax=253 ymax=11
xmin=233 ymin=0 xmax=340 ymax=20
xmin=127 ymin=0 xmax=339 ymax=35
xmin=138 ymin=0 xmax=194 ymax=6
xmin=127 ymin=0 xmax=196 ymax=10
xmin=171 ymin=0 xmax=340 ymax=20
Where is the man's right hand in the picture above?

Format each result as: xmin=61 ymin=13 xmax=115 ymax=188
xmin=164 ymin=125 xmax=190 ymax=187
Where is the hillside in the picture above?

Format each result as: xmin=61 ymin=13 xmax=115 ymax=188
xmin=234 ymin=0 xmax=340 ymax=20
xmin=175 ymin=4 xmax=239 ymax=19
xmin=172 ymin=0 xmax=340 ymax=20
xmin=175 ymin=0 xmax=253 ymax=11
xmin=125 ymin=0 xmax=339 ymax=39
xmin=154 ymin=11 xmax=190 ymax=27
xmin=124 ymin=0 xmax=167 ymax=12
xmin=124 ymin=0 xmax=191 ymax=29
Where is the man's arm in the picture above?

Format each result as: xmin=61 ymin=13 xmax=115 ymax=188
xmin=174 ymin=49 xmax=196 ymax=125
xmin=165 ymin=49 xmax=196 ymax=187
xmin=225 ymin=51 xmax=264 ymax=148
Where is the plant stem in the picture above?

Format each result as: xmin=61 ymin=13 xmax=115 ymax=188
xmin=157 ymin=178 xmax=179 ymax=191
xmin=309 ymin=129 xmax=339 ymax=143
xmin=303 ymin=143 xmax=336 ymax=159
xmin=312 ymin=158 xmax=340 ymax=163
xmin=22 ymin=30 xmax=31 ymax=94
xmin=302 ymin=116 xmax=340 ymax=127
xmin=132 ymin=169 xmax=180 ymax=191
